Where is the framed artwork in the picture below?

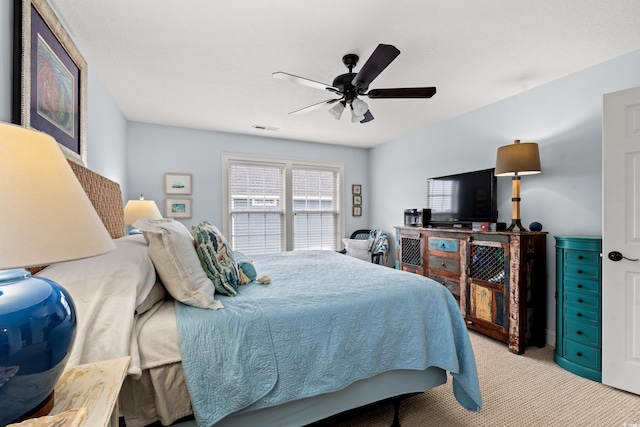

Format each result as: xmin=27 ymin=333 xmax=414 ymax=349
xmin=353 ymin=206 xmax=362 ymax=217
xmin=352 ymin=184 xmax=362 ymax=195
xmin=165 ymin=198 xmax=192 ymax=218
xmin=13 ymin=0 xmax=88 ymax=165
xmin=353 ymin=195 xmax=362 ymax=205
xmin=165 ymin=173 xmax=192 ymax=194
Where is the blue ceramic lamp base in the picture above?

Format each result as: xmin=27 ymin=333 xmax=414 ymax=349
xmin=0 ymin=268 xmax=76 ymax=425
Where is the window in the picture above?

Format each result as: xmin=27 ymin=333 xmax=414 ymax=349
xmin=223 ymin=153 xmax=343 ymax=255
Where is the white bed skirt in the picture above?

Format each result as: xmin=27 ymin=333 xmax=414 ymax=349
xmin=216 ymin=366 xmax=447 ymax=427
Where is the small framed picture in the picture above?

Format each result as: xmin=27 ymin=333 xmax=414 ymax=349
xmin=353 ymin=195 xmax=362 ymax=205
xmin=165 ymin=198 xmax=192 ymax=218
xmin=165 ymin=173 xmax=192 ymax=195
xmin=352 ymin=184 xmax=361 ymax=195
xmin=353 ymin=206 xmax=362 ymax=217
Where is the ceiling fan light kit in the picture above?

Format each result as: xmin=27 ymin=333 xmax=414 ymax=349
xmin=329 ymin=102 xmax=345 ymax=119
xmin=273 ymin=44 xmax=436 ymax=124
xmin=351 ymin=98 xmax=369 ymax=116
xmin=351 ymin=111 xmax=365 ymax=123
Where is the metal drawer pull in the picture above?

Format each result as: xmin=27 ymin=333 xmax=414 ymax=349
xmin=577 ymin=269 xmax=582 ymax=274
xmin=577 ymin=284 xmax=583 ymax=288
xmin=577 ymin=255 xmax=583 ymax=259
xmin=576 ymin=352 xmax=583 ymax=357
xmin=578 ymin=299 xmax=583 ymax=303
xmin=608 ymin=251 xmax=639 ymax=262
xmin=577 ymin=313 xmax=582 ymax=317
xmin=441 ymin=263 xmax=446 ymax=267
xmin=576 ymin=330 xmax=583 ymax=335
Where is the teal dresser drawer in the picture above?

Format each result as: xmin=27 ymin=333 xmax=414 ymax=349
xmin=555 ymin=235 xmax=602 ymax=382
xmin=565 ymin=249 xmax=601 ymax=265
xmin=564 ymin=292 xmax=599 ymax=310
xmin=565 ymin=305 xmax=599 ymax=323
xmin=563 ymin=339 xmax=600 ymax=370
xmin=564 ymin=263 xmax=600 ymax=280
xmin=565 ymin=277 xmax=599 ymax=295
xmin=428 ymin=238 xmax=459 ymax=253
xmin=565 ymin=319 xmax=600 ymax=346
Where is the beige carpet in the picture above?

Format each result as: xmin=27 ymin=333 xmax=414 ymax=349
xmin=329 ymin=331 xmax=640 ymax=427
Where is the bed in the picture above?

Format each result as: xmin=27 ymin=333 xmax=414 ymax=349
xmin=38 ymin=161 xmax=481 ymax=427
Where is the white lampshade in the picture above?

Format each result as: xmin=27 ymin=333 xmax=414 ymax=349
xmin=124 ymin=196 xmax=162 ymax=224
xmin=351 ymin=110 xmax=365 ymax=123
xmin=328 ymin=102 xmax=345 ymax=119
xmin=0 ymin=123 xmax=115 ymax=269
xmin=351 ymin=98 xmax=369 ymax=116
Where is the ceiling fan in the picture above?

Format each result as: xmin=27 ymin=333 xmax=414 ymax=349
xmin=273 ymin=44 xmax=436 ymax=124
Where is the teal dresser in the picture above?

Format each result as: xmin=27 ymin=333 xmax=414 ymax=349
xmin=554 ymin=236 xmax=602 ymax=382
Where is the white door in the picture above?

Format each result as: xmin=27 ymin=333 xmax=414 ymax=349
xmin=602 ymin=86 xmax=640 ymax=394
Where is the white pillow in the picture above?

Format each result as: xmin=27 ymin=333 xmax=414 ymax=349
xmin=342 ymin=238 xmax=373 ymax=262
xmin=135 ymin=279 xmax=166 ymax=314
xmin=134 ymin=218 xmax=223 ymax=310
xmin=38 ymin=234 xmax=159 ymax=376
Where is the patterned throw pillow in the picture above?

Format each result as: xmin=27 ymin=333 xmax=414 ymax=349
xmin=231 ymin=250 xmax=257 ymax=282
xmin=192 ymin=221 xmax=240 ymax=296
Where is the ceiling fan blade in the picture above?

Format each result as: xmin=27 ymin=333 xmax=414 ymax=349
xmin=273 ymin=72 xmax=341 ymax=94
xmin=360 ymin=110 xmax=374 ymax=124
xmin=289 ymin=98 xmax=341 ymax=115
xmin=351 ymin=44 xmax=401 ymax=92
xmin=366 ymin=87 xmax=437 ymax=99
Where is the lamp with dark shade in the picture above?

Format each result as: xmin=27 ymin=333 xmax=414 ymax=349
xmin=495 ymin=139 xmax=541 ymax=231
xmin=0 ymin=123 xmax=115 ymax=424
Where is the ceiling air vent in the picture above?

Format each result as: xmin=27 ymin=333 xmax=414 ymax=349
xmin=252 ymin=125 xmax=279 ymax=131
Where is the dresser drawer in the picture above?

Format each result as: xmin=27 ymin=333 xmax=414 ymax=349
xmin=429 ymin=273 xmax=460 ymax=298
xmin=429 ymin=255 xmax=460 ymax=274
xmin=565 ymin=249 xmax=601 ymax=265
xmin=564 ymin=292 xmax=599 ymax=310
xmin=565 ymin=305 xmax=599 ymax=323
xmin=565 ymin=277 xmax=599 ymax=295
xmin=564 ymin=263 xmax=600 ymax=280
xmin=563 ymin=339 xmax=600 ymax=370
xmin=428 ymin=238 xmax=459 ymax=253
xmin=565 ymin=319 xmax=600 ymax=346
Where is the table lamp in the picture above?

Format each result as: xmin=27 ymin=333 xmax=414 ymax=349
xmin=495 ymin=139 xmax=541 ymax=231
xmin=124 ymin=195 xmax=162 ymax=234
xmin=0 ymin=123 xmax=116 ymax=424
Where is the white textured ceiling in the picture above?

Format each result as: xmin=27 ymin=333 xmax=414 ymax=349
xmin=49 ymin=0 xmax=640 ymax=148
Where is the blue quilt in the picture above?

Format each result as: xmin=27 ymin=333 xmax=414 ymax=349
xmin=175 ymin=250 xmax=481 ymax=426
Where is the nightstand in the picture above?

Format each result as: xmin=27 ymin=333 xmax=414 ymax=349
xmin=50 ymin=357 xmax=130 ymax=427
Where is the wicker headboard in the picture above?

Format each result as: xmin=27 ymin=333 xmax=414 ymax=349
xmin=68 ymin=160 xmax=125 ymax=239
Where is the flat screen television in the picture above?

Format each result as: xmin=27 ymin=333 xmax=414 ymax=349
xmin=427 ymin=168 xmax=498 ymax=228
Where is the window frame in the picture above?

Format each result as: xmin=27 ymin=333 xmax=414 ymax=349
xmin=222 ymin=152 xmax=344 ymax=253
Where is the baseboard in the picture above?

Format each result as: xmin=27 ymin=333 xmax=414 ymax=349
xmin=546 ymin=329 xmax=556 ymax=348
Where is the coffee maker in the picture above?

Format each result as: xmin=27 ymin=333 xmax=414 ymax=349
xmin=404 ymin=209 xmax=431 ymax=227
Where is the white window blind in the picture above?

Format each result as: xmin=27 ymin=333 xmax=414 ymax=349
xmin=224 ymin=154 xmax=342 ymax=255
xmin=292 ymin=166 xmax=340 ymax=251
xmin=228 ymin=162 xmax=285 ymax=254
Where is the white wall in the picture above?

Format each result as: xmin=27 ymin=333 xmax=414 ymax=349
xmin=370 ymin=47 xmax=640 ymax=337
xmin=84 ymin=71 xmax=128 ymax=192
xmin=125 ymin=122 xmax=370 ymax=234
